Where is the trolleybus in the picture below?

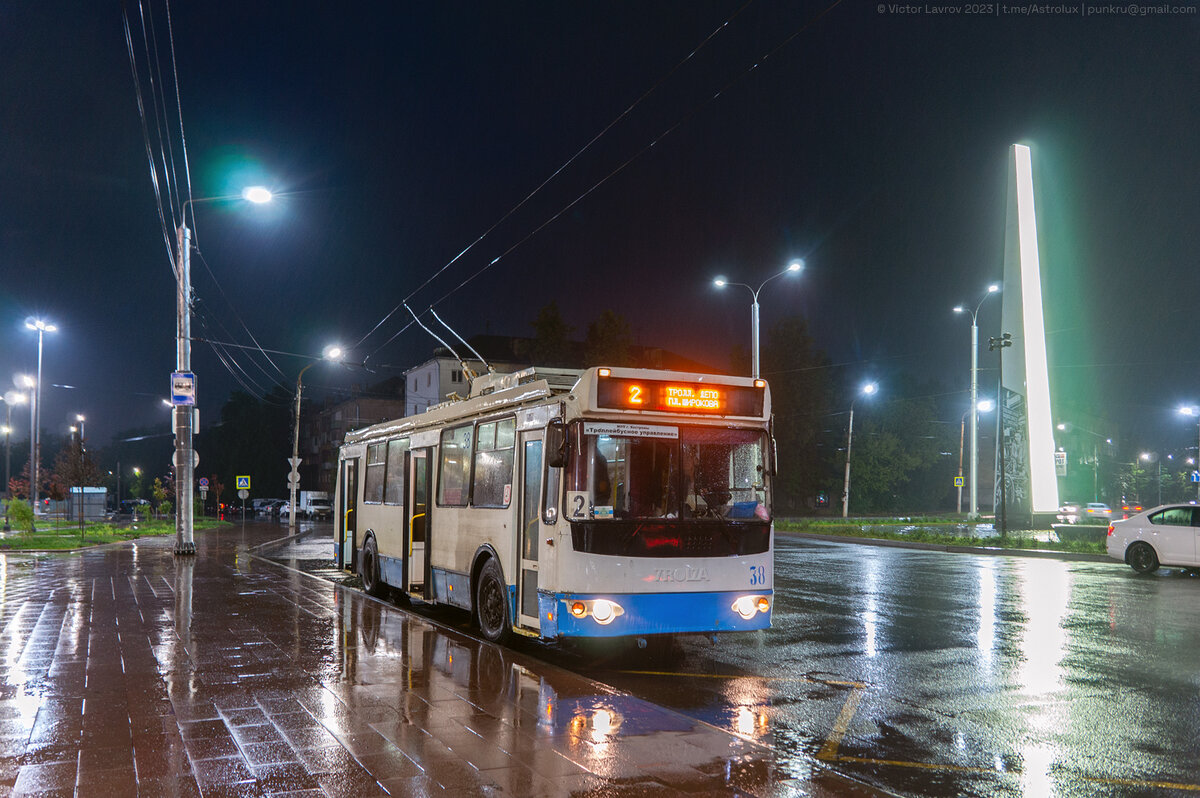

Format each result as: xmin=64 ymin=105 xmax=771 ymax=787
xmin=333 ymin=365 xmax=775 ymax=644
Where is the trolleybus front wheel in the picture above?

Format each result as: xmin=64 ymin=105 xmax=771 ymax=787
xmin=476 ymin=558 xmax=511 ymax=645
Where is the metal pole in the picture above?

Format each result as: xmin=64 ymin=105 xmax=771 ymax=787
xmin=750 ymin=297 xmax=760 ymax=380
xmin=842 ymin=406 xmax=855 ymax=519
xmin=27 ymin=391 xmax=36 ymax=523
xmin=4 ymin=403 xmax=10 ymax=497
xmin=33 ymin=330 xmax=43 ymax=521
xmin=969 ymin=321 xmax=979 ymax=518
xmin=1196 ymin=421 xmax=1200 ymax=503
xmin=289 ymin=376 xmax=304 ymax=533
xmin=957 ymin=413 xmax=965 ymax=514
xmin=174 ymin=223 xmax=196 ymax=555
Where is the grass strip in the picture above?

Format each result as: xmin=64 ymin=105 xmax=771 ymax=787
xmin=0 ymin=518 xmax=227 ymax=550
xmin=775 ymin=519 xmax=1107 ymax=554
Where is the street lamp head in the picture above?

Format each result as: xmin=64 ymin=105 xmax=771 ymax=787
xmin=241 ymin=186 xmax=273 ymax=204
xmin=76 ymin=414 xmax=85 ymax=423
xmin=953 ymin=305 xmax=965 ymax=314
xmin=1178 ymin=405 xmax=1198 ymax=417
xmin=18 ymin=374 xmax=35 ymax=389
xmin=987 ymin=284 xmax=1000 ymax=293
xmin=1056 ymin=422 xmax=1066 ymax=430
xmin=713 ymin=277 xmax=727 ymax=288
xmin=25 ymin=318 xmax=57 ymax=333
xmin=323 ymin=345 xmax=344 ymax=362
xmin=786 ymin=259 xmax=804 ymax=273
xmin=4 ymin=391 xmax=26 ymax=405
xmin=977 ymin=399 xmax=995 ymax=413
xmin=1140 ymin=452 xmax=1152 ymax=461
xmin=861 ymin=382 xmax=878 ymax=396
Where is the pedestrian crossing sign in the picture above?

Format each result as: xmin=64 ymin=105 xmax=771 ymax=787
xmin=953 ymin=476 xmax=964 ymax=487
xmin=236 ymin=476 xmax=250 ymax=490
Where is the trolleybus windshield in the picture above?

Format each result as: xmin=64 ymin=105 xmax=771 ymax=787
xmin=568 ymin=423 xmax=769 ymax=521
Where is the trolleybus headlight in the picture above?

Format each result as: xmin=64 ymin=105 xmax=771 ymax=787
xmin=591 ymin=599 xmax=618 ymax=624
xmin=732 ymin=595 xmax=769 ymax=620
xmin=568 ymin=598 xmax=625 ymax=625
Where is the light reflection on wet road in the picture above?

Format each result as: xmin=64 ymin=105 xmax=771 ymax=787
xmin=558 ymin=536 xmax=1200 ymax=797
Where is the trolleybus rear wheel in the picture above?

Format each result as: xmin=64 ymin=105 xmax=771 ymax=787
xmin=476 ymin=558 xmax=511 ymax=644
xmin=360 ymin=536 xmax=386 ymax=597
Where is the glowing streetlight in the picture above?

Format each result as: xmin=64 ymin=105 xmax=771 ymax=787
xmin=173 ymin=187 xmax=274 ymax=555
xmin=288 ymin=344 xmax=345 ymax=531
xmin=713 ymin=259 xmax=804 ymax=379
xmin=954 ymin=283 xmax=1000 ymax=519
xmin=842 ymin=382 xmax=878 ymax=518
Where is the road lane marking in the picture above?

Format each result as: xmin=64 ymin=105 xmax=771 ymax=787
xmin=816 ymin=686 xmax=864 ymax=761
xmin=613 ymin=669 xmax=867 ymax=688
xmin=1081 ymin=775 xmax=1200 ymax=791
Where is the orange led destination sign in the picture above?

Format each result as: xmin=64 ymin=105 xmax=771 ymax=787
xmin=596 ymin=377 xmax=765 ymax=416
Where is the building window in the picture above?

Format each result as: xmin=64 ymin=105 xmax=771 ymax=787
xmin=451 ymin=371 xmax=462 ymax=384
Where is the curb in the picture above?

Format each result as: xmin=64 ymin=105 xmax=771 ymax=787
xmin=781 ymin=529 xmax=1114 ymax=563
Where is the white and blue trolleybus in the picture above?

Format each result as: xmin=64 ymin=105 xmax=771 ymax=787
xmin=333 ymin=365 xmax=774 ymax=644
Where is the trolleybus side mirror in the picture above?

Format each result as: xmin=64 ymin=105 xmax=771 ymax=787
xmin=546 ymin=419 xmax=566 ymax=468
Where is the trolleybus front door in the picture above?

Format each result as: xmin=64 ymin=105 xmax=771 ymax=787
xmin=338 ymin=458 xmax=359 ymax=572
xmin=517 ymin=432 xmax=543 ymax=631
xmin=406 ymin=448 xmax=430 ymax=598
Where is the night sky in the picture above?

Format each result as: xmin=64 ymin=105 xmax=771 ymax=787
xmin=2 ymin=2 xmax=1197 ymax=464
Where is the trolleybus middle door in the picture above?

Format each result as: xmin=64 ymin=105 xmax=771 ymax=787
xmin=406 ymin=448 xmax=430 ymax=598
xmin=517 ymin=431 xmax=543 ymax=631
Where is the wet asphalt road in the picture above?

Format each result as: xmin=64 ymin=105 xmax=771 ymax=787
xmin=555 ymin=535 xmax=1200 ymax=797
xmin=270 ymin=527 xmax=1200 ymax=796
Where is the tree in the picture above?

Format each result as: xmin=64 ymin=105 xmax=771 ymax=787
xmin=151 ymin=478 xmax=169 ymax=517
xmin=584 ymin=309 xmax=634 ymax=367
xmin=757 ymin=316 xmax=832 ymax=513
xmin=527 ymin=302 xmax=575 ymax=366
xmin=843 ymin=390 xmax=951 ymax=513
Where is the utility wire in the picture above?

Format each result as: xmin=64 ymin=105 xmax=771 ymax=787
xmin=420 ymin=0 xmax=847 ymax=315
xmin=355 ymin=0 xmax=759 ymax=358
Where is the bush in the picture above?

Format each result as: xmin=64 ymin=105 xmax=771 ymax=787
xmin=4 ymin=500 xmax=35 ymax=533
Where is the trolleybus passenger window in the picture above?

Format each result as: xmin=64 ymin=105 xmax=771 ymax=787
xmin=438 ymin=425 xmax=473 ymax=506
xmin=364 ymin=442 xmax=386 ymax=504
xmin=473 ymin=418 xmax=516 ymax=508
xmin=384 ymin=438 xmax=409 ymax=505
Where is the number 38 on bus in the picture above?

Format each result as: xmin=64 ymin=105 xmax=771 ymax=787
xmin=333 ymin=366 xmax=775 ymax=645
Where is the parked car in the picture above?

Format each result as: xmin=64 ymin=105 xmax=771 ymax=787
xmin=1106 ymin=504 xmax=1200 ymax=573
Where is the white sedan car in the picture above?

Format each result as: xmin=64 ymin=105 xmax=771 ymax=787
xmin=1106 ymin=504 xmax=1200 ymax=573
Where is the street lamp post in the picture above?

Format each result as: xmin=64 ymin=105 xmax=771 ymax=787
xmin=713 ymin=260 xmax=804 ymax=379
xmin=1178 ymin=406 xmax=1200 ymax=502
xmin=1 ymin=391 xmax=26 ymax=499
xmin=954 ymin=283 xmax=1000 ymax=519
xmin=1140 ymin=453 xmax=1162 ymax=506
xmin=288 ymin=346 xmax=343 ymax=532
xmin=842 ymin=382 xmax=878 ymax=518
xmin=957 ymin=400 xmax=995 ymax=514
xmin=989 ymin=332 xmax=1013 ymax=536
xmin=24 ymin=319 xmax=56 ymax=521
xmin=173 ymin=188 xmax=272 ymax=555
